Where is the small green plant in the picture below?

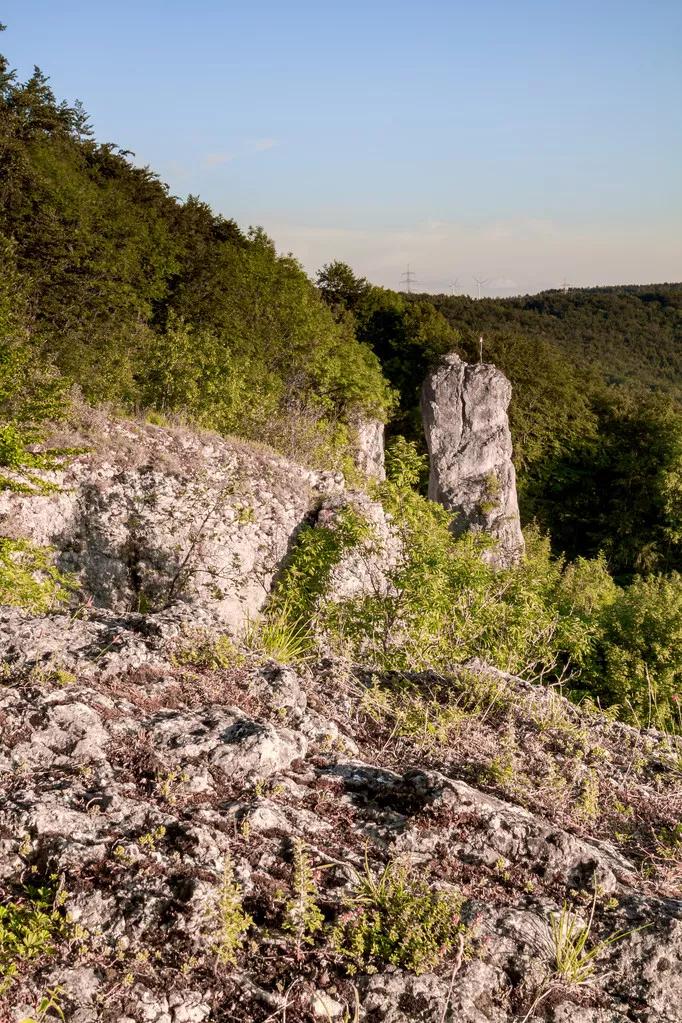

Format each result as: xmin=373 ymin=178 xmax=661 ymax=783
xmin=546 ymin=892 xmax=632 ymax=985
xmin=154 ymin=769 xmax=188 ymax=805
xmin=478 ymin=471 xmax=502 ymax=515
xmin=244 ymin=601 xmax=313 ymax=664
xmin=575 ymin=770 xmax=600 ymax=824
xmin=171 ymin=630 xmax=243 ymax=670
xmin=213 ymin=852 xmax=252 ymax=966
xmin=283 ymin=839 xmax=325 ymax=953
xmin=0 ymin=539 xmax=74 ymax=613
xmin=483 ymin=722 xmax=519 ymax=791
xmin=654 ymin=823 xmax=682 ymax=860
xmin=0 ymin=883 xmax=69 ymax=993
xmin=137 ymin=825 xmax=166 ymax=852
xmin=28 ymin=664 xmax=76 ymax=688
xmin=236 ymin=504 xmax=255 ymax=524
xmin=19 ymin=986 xmax=65 ymax=1022
xmin=331 ymin=857 xmax=465 ymax=976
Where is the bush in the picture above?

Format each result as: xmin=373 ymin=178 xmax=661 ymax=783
xmin=0 ymin=237 xmax=71 ymax=493
xmin=319 ymin=440 xmax=613 ymax=680
xmin=583 ymin=572 xmax=682 ymax=732
xmin=0 ymin=539 xmax=73 ymax=612
xmin=331 ymin=859 xmax=464 ymax=975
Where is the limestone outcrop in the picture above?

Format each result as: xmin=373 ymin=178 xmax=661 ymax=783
xmin=0 ymin=609 xmax=680 ymax=1021
xmin=354 ymin=419 xmax=386 ymax=481
xmin=421 ymin=353 xmax=525 ymax=567
xmin=0 ymin=418 xmax=393 ymax=634
xmin=1 ymin=415 xmax=681 ymax=1021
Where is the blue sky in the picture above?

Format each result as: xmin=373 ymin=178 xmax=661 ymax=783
xmin=2 ymin=0 xmax=681 ymax=294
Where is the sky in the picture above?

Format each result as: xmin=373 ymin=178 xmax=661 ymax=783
xmin=2 ymin=0 xmax=681 ymax=296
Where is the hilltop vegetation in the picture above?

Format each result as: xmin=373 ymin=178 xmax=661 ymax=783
xmin=0 ymin=40 xmax=681 ymax=731
xmin=0 ymin=36 xmax=391 ymax=476
xmin=316 ymin=263 xmax=682 ymax=579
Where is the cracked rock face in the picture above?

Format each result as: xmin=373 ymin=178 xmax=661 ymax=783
xmin=421 ymin=354 xmax=525 ymax=567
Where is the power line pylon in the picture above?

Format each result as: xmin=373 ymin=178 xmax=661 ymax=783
xmin=400 ymin=264 xmax=418 ymax=293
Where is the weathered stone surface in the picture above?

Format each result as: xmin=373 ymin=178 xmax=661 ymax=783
xmin=355 ymin=419 xmax=386 ymax=481
xmin=361 ymin=960 xmax=510 ymax=1022
xmin=4 ymin=610 xmax=677 ymax=1019
xmin=0 ymin=419 xmax=345 ymax=632
xmin=421 ymin=353 xmax=525 ymax=567
xmin=0 ymin=417 xmax=403 ymax=642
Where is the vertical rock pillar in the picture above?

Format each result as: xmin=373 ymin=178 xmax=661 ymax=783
xmin=421 ymin=353 xmax=525 ymax=567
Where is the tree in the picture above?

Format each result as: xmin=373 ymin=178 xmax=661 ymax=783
xmin=317 ymin=260 xmax=370 ymax=316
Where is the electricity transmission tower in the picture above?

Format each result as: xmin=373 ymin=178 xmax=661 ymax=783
xmin=472 ymin=275 xmax=491 ymax=300
xmin=450 ymin=277 xmax=460 ymax=294
xmin=400 ymin=264 xmax=418 ymax=293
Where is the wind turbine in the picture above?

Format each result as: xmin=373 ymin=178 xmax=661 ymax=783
xmin=450 ymin=277 xmax=460 ymax=294
xmin=472 ymin=275 xmax=491 ymax=300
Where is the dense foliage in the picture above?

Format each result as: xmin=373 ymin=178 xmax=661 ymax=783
xmin=269 ymin=439 xmax=681 ymax=731
xmin=429 ymin=286 xmax=682 ymax=400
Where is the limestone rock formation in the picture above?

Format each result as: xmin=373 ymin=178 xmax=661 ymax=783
xmin=354 ymin=419 xmax=386 ymax=481
xmin=421 ymin=353 xmax=525 ymax=567
xmin=0 ymin=417 xmax=393 ymax=634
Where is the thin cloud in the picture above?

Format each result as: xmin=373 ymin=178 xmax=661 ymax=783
xmin=203 ymin=139 xmax=278 ymax=169
xmin=204 ymin=153 xmax=234 ymax=167
xmin=262 ymin=216 xmax=682 ymax=295
xmin=249 ymin=138 xmax=278 ymax=153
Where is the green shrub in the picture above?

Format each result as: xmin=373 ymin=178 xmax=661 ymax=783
xmin=331 ymin=859 xmax=464 ymax=975
xmin=361 ymin=669 xmax=513 ymax=750
xmin=264 ymin=505 xmax=372 ymax=651
xmin=213 ymin=853 xmax=252 ymax=966
xmin=0 ymin=539 xmax=73 ymax=612
xmin=244 ymin=601 xmax=313 ymax=665
xmin=320 ymin=440 xmax=612 ymax=680
xmin=283 ymin=839 xmax=324 ymax=952
xmin=583 ymin=572 xmax=682 ymax=732
xmin=0 ymin=236 xmax=72 ymax=493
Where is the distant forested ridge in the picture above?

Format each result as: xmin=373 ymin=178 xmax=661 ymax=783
xmin=427 ymin=285 xmax=682 ymax=400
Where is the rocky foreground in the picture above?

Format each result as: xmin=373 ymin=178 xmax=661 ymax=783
xmin=0 ymin=605 xmax=680 ymax=1023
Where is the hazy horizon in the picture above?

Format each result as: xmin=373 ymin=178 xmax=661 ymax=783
xmin=3 ymin=0 xmax=681 ymax=297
